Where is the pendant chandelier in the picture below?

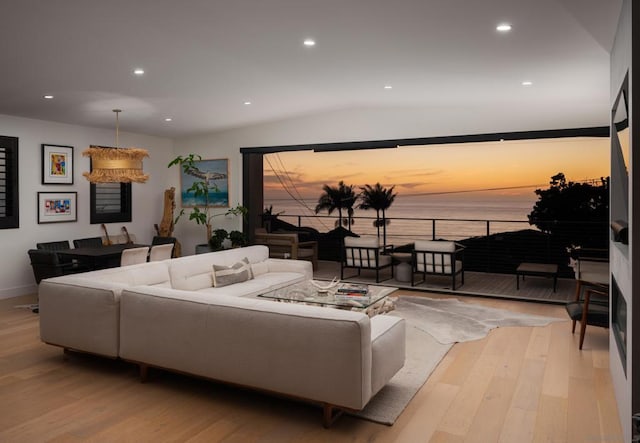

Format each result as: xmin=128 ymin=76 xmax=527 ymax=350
xmin=82 ymin=109 xmax=149 ymax=183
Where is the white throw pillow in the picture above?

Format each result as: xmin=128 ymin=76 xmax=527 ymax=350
xmin=251 ymin=261 xmax=269 ymax=277
xmin=212 ymin=257 xmax=254 ymax=288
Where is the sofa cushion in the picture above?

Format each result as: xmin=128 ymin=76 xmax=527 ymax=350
xmin=197 ymin=279 xmax=271 ymax=298
xmin=253 ymin=271 xmax=307 ymax=290
xmin=170 ymin=245 xmax=269 ymax=291
xmin=251 ymin=261 xmax=269 ymax=277
xmin=80 ymin=261 xmax=171 ymax=287
xmin=370 ymin=315 xmax=406 ymax=395
xmin=212 ymin=258 xmax=253 ymax=288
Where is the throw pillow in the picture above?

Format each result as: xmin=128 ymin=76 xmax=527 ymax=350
xmin=212 ymin=257 xmax=253 ymax=288
xmin=251 ymin=261 xmax=269 ymax=277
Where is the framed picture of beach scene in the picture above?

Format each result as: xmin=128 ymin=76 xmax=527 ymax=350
xmin=37 ymin=192 xmax=77 ymax=224
xmin=179 ymin=158 xmax=229 ymax=208
xmin=42 ymin=144 xmax=74 ymax=184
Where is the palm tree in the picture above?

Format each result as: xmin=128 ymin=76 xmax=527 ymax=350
xmin=359 ymin=183 xmax=397 ymax=247
xmin=315 ymin=181 xmax=358 ymax=230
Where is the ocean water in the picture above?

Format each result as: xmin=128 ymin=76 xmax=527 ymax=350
xmin=181 ymin=191 xmax=228 ymax=207
xmin=264 ymin=197 xmax=537 ymax=243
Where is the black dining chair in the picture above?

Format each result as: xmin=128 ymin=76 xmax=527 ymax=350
xmin=151 ymin=236 xmax=177 ymax=246
xmin=36 ymin=240 xmax=72 ymax=252
xmin=28 ymin=249 xmax=84 ymax=283
xmin=37 ymin=240 xmax=73 ymax=265
xmin=28 ymin=249 xmax=88 ymax=313
xmin=73 ymin=237 xmax=104 ymax=248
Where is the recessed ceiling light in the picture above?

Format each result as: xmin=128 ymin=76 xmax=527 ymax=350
xmin=164 ymin=117 xmax=173 ymax=122
xmin=133 ymin=68 xmax=145 ymax=75
xmin=496 ymin=23 xmax=512 ymax=32
xmin=521 ymin=81 xmax=533 ymax=86
xmin=303 ymin=39 xmax=316 ymax=47
xmin=384 ymin=85 xmax=393 ymax=90
xmin=244 ymin=101 xmax=252 ymax=105
xmin=43 ymin=95 xmax=54 ymax=99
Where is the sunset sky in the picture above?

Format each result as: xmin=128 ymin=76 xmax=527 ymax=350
xmin=264 ymin=136 xmax=609 ymax=204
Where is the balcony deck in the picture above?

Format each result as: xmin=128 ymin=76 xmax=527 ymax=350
xmin=314 ymin=260 xmax=575 ymax=304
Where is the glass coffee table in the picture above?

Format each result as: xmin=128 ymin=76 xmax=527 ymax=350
xmin=258 ymin=280 xmax=397 ymax=310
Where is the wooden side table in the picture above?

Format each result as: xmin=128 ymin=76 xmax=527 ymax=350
xmin=516 ymin=262 xmax=558 ymax=292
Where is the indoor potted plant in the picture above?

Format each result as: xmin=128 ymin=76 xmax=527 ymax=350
xmin=168 ymin=154 xmax=247 ymax=252
xmin=229 ymin=230 xmax=248 ymax=248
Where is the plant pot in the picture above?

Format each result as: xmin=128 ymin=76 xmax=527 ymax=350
xmin=195 ymin=244 xmax=213 ymax=254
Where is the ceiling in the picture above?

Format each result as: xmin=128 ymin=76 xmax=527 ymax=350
xmin=0 ymin=0 xmax=622 ymax=138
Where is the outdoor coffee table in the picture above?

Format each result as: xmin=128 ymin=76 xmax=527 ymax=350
xmin=516 ymin=262 xmax=558 ymax=292
xmin=258 ymin=280 xmax=397 ymax=313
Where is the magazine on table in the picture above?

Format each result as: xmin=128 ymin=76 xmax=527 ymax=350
xmin=336 ymin=283 xmax=369 ymax=295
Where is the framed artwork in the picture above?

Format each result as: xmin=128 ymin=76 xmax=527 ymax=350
xmin=179 ymin=158 xmax=229 ymax=207
xmin=42 ymin=144 xmax=74 ymax=184
xmin=37 ymin=192 xmax=77 ymax=224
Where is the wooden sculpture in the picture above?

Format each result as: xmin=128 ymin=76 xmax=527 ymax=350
xmin=156 ymin=187 xmax=182 ymax=257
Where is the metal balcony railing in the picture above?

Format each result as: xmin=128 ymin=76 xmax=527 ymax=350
xmin=262 ymin=213 xmax=609 ymax=279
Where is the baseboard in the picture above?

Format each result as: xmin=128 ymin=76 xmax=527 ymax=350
xmin=0 ymin=284 xmax=37 ymax=300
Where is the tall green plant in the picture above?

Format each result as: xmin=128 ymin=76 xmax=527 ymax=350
xmin=359 ymin=183 xmax=397 ymax=247
xmin=168 ymin=154 xmax=247 ymax=243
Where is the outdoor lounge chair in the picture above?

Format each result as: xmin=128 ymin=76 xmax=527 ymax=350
xmin=411 ymin=240 xmax=465 ymax=290
xmin=341 ymin=236 xmax=393 ymax=283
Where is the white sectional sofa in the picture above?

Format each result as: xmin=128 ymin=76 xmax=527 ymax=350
xmin=38 ymin=245 xmax=406 ymax=426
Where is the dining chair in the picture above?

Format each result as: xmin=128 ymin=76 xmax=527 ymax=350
xmin=37 ymin=240 xmax=74 ymax=265
xmin=120 ymin=246 xmax=150 ymax=267
xmin=149 ymin=243 xmax=174 ymax=262
xmin=73 ymin=237 xmax=104 ymax=248
xmin=151 ymin=236 xmax=177 ymax=246
xmin=36 ymin=240 xmax=71 ymax=252
xmin=28 ymin=249 xmax=76 ymax=283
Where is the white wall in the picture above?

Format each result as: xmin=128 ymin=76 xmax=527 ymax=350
xmin=0 ymin=114 xmax=174 ymax=299
xmin=609 ymin=0 xmax=635 ymax=440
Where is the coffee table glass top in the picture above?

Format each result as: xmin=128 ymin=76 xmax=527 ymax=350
xmin=258 ymin=280 xmax=396 ymax=309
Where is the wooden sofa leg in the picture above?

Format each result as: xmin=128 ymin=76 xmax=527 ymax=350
xmin=322 ymin=404 xmax=343 ymax=428
xmin=139 ymin=363 xmax=149 ymax=383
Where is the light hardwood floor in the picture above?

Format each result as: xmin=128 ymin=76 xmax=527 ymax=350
xmin=0 ymin=292 xmax=623 ymax=442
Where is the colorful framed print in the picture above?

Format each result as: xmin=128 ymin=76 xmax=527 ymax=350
xmin=179 ymin=158 xmax=229 ymax=207
xmin=37 ymin=192 xmax=77 ymax=223
xmin=42 ymin=144 xmax=74 ymax=184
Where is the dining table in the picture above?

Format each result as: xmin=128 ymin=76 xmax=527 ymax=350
xmin=57 ymin=243 xmax=148 ymax=271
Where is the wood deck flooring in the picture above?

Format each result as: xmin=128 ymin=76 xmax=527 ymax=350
xmin=314 ymin=260 xmax=576 ymax=303
xmin=0 ymin=292 xmax=623 ymax=442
